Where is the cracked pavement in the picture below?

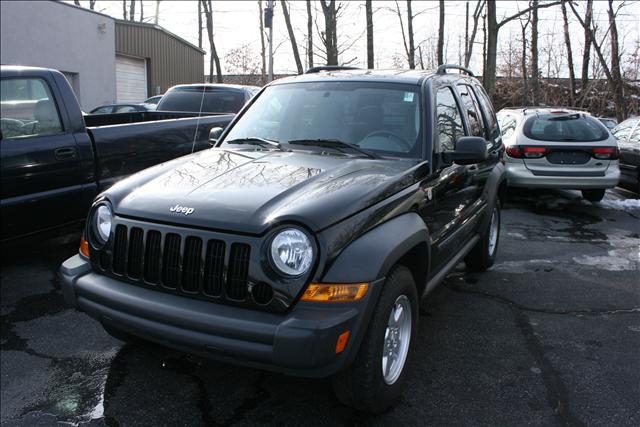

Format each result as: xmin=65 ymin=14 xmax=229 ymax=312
xmin=1 ymin=188 xmax=639 ymax=426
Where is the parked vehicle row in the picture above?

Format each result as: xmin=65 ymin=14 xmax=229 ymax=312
xmin=610 ymin=116 xmax=640 ymax=193
xmin=0 ymin=66 xmax=237 ymax=240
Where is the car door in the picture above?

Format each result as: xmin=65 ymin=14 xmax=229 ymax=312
xmin=0 ymin=76 xmax=84 ymax=239
xmin=419 ymin=85 xmax=474 ymax=273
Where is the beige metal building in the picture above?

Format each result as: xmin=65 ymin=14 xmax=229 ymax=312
xmin=115 ymin=21 xmax=205 ymax=103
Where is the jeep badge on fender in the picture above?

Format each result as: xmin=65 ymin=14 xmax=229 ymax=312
xmin=59 ymin=64 xmax=506 ymax=414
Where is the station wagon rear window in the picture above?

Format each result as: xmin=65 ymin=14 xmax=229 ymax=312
xmin=523 ymin=114 xmax=608 ymax=142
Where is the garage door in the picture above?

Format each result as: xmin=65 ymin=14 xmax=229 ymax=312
xmin=116 ymin=55 xmax=147 ymax=103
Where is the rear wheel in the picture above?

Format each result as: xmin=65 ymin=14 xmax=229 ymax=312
xmin=332 ymin=266 xmax=418 ymax=413
xmin=581 ymin=189 xmax=606 ymax=202
xmin=465 ymin=204 xmax=500 ymax=271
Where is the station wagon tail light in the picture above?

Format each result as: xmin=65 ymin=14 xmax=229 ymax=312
xmin=592 ymin=147 xmax=618 ymax=160
xmin=522 ymin=147 xmax=546 ymax=158
xmin=301 ymin=283 xmax=368 ymax=302
xmin=505 ymin=146 xmax=522 ymax=158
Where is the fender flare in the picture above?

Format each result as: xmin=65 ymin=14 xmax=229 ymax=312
xmin=479 ymin=162 xmax=506 ymax=231
xmin=321 ymin=212 xmax=430 ymax=284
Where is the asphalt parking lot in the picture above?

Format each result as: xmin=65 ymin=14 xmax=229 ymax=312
xmin=1 ymin=188 xmax=639 ymax=426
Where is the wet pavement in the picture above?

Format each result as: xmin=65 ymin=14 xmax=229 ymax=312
xmin=1 ymin=188 xmax=639 ymax=426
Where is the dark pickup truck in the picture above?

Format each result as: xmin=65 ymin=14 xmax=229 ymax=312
xmin=60 ymin=65 xmax=506 ymax=412
xmin=0 ymin=66 xmax=234 ymax=240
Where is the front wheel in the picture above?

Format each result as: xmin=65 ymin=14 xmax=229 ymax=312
xmin=581 ymin=189 xmax=606 ymax=202
xmin=332 ymin=266 xmax=418 ymax=413
xmin=465 ymin=204 xmax=501 ymax=271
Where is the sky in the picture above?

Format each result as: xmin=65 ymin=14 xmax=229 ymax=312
xmin=68 ymin=0 xmax=640 ymax=78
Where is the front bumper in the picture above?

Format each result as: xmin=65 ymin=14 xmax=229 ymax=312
xmin=506 ymin=161 xmax=620 ymax=189
xmin=59 ymin=255 xmax=382 ymax=377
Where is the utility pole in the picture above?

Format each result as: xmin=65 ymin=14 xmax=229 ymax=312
xmin=265 ymin=0 xmax=274 ymax=82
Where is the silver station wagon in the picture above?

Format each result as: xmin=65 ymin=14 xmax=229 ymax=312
xmin=497 ymin=108 xmax=620 ymax=202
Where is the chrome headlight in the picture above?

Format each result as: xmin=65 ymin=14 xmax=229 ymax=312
xmin=270 ymin=228 xmax=314 ymax=276
xmin=93 ymin=204 xmax=113 ymax=245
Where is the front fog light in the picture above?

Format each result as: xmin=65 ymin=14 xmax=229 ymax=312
xmin=270 ymin=228 xmax=313 ymax=276
xmin=94 ymin=204 xmax=112 ymax=244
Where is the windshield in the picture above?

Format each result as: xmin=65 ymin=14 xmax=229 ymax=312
xmin=221 ymin=82 xmax=422 ymax=157
xmin=523 ymin=114 xmax=608 ymax=142
xmin=157 ymin=88 xmax=245 ymax=113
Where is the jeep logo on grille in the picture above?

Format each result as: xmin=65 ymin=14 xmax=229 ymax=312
xmin=169 ymin=204 xmax=195 ymax=215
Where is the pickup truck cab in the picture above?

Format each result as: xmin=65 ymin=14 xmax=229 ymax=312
xmin=59 ymin=65 xmax=506 ymax=412
xmin=0 ymin=66 xmax=234 ymax=240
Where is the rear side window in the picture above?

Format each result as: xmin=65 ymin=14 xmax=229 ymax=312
xmin=523 ymin=114 xmax=608 ymax=142
xmin=1 ymin=78 xmax=63 ymax=139
xmin=456 ymin=84 xmax=484 ymax=137
xmin=472 ymin=84 xmax=498 ymax=137
xmin=435 ymin=87 xmax=464 ymax=152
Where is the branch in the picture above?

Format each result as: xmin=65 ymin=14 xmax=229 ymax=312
xmin=498 ymin=0 xmax=562 ymax=28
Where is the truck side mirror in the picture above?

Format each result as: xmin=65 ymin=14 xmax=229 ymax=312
xmin=443 ymin=136 xmax=488 ymax=165
xmin=209 ymin=127 xmax=224 ymax=145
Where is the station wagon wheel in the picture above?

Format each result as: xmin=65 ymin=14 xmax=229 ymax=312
xmin=332 ymin=266 xmax=417 ymax=413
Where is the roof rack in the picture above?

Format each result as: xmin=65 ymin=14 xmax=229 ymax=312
xmin=305 ymin=65 xmax=360 ymax=74
xmin=436 ymin=64 xmax=474 ymax=77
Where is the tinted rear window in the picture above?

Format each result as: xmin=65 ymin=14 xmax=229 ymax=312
xmin=523 ymin=114 xmax=608 ymax=142
xmin=157 ymin=88 xmax=245 ymax=113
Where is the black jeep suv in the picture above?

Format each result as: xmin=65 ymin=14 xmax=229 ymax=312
xmin=60 ymin=65 xmax=506 ymax=412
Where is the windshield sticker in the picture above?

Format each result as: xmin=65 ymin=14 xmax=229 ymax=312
xmin=404 ymin=92 xmax=415 ymax=102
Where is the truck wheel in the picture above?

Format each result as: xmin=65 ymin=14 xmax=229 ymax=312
xmin=581 ymin=189 xmax=605 ymax=202
xmin=332 ymin=266 xmax=418 ymax=413
xmin=465 ymin=204 xmax=500 ymax=272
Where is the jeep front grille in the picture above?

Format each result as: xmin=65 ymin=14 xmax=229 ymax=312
xmin=94 ymin=223 xmax=253 ymax=307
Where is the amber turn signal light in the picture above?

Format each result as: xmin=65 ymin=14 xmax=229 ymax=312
xmin=79 ymin=235 xmax=90 ymax=258
xmin=335 ymin=330 xmax=350 ymax=353
xmin=300 ymin=283 xmax=368 ymax=302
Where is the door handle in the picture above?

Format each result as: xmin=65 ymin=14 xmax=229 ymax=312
xmin=54 ymin=147 xmax=77 ymax=160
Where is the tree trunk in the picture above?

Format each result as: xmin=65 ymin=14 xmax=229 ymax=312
xmin=74 ymin=0 xmax=80 ymax=5
xmin=366 ymin=0 xmax=374 ymax=69
xmin=581 ymin=0 xmax=593 ymax=97
xmin=123 ymin=1 xmax=127 ymax=19
xmin=280 ymin=1 xmax=303 ymax=74
xmin=561 ymin=0 xmax=576 ymax=104
xmin=198 ymin=0 xmax=202 ymax=49
xmin=465 ymin=1 xmax=484 ymax=68
xmin=89 ymin=0 xmax=97 ymax=10
xmin=521 ymin=22 xmax=528 ymax=104
xmin=139 ymin=0 xmax=144 ymax=22
xmin=608 ymin=0 xmax=625 ymax=121
xmin=437 ymin=0 xmax=444 ymax=65
xmin=484 ymin=1 xmax=497 ymax=97
xmin=320 ymin=0 xmax=338 ymax=65
xmin=407 ymin=0 xmax=415 ymax=68
xmin=129 ymin=0 xmax=135 ymax=20
xmin=259 ymin=1 xmax=266 ymax=82
xmin=306 ymin=0 xmax=313 ymax=69
xmin=201 ymin=0 xmax=222 ymax=83
xmin=530 ymin=0 xmax=539 ymax=105
xmin=155 ymin=0 xmax=161 ymax=24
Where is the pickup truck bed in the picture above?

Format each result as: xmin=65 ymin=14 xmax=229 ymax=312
xmin=0 ymin=66 xmax=234 ymax=240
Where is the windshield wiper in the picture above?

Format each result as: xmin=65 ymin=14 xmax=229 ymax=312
xmin=226 ymin=137 xmax=284 ymax=150
xmin=288 ymin=138 xmax=377 ymax=159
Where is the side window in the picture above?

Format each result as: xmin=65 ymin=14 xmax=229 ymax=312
xmin=93 ymin=106 xmax=113 ymax=114
xmin=456 ymin=84 xmax=484 ymax=137
xmin=497 ymin=113 xmax=518 ymax=139
xmin=1 ymin=78 xmax=63 ymax=139
xmin=472 ymin=84 xmax=498 ymax=138
xmin=115 ymin=105 xmax=137 ymax=113
xmin=435 ymin=87 xmax=464 ymax=152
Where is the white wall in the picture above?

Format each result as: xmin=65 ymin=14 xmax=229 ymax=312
xmin=0 ymin=1 xmax=116 ymax=111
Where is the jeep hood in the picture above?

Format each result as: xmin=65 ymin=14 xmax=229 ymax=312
xmin=106 ymin=148 xmax=421 ymax=234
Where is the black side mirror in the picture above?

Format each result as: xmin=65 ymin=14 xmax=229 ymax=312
xmin=443 ymin=136 xmax=488 ymax=165
xmin=209 ymin=127 xmax=224 ymax=145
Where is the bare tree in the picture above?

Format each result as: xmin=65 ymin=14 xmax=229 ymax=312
xmin=464 ymin=1 xmax=484 ymax=68
xmin=530 ymin=0 xmax=539 ymax=105
xmin=224 ymin=44 xmax=261 ymax=83
xmin=122 ymin=1 xmax=127 ymax=19
xmin=392 ymin=0 xmax=415 ymax=68
xmin=561 ymin=0 xmax=576 ymax=104
xmin=307 ymin=0 xmax=313 ymax=68
xmin=198 ymin=0 xmax=202 ymax=48
xmin=201 ymin=0 xmax=222 ymax=83
xmin=518 ymin=11 xmax=531 ymax=104
xmin=259 ymin=1 xmax=266 ymax=82
xmin=129 ymin=0 xmax=135 ymax=21
xmin=90 ymin=0 xmax=96 ymax=10
xmin=281 ymin=0 xmax=304 ymax=74
xmin=437 ymin=0 xmax=444 ymax=65
xmin=581 ymin=0 xmax=593 ymax=94
xmin=139 ymin=0 xmax=144 ymax=22
xmin=74 ymin=0 xmax=80 ymax=5
xmin=319 ymin=1 xmax=339 ymax=65
xmin=484 ymin=0 xmax=562 ymax=99
xmin=155 ymin=0 xmax=161 ymax=24
xmin=366 ymin=0 xmax=374 ymax=69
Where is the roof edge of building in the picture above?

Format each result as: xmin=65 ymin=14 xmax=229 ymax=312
xmin=53 ymin=1 xmax=115 ymax=21
xmin=115 ymin=20 xmax=205 ymax=55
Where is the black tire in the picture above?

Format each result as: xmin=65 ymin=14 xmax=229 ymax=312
xmin=332 ymin=266 xmax=418 ymax=413
xmin=582 ymin=189 xmax=606 ymax=202
xmin=465 ymin=203 xmax=501 ymax=272
xmin=102 ymin=323 xmax=146 ymax=346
